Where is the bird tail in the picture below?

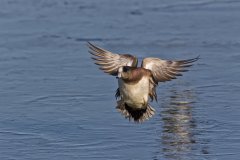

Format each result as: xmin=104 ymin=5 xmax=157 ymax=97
xmin=116 ymin=100 xmax=155 ymax=123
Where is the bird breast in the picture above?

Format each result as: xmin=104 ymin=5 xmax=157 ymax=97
xmin=118 ymin=76 xmax=150 ymax=109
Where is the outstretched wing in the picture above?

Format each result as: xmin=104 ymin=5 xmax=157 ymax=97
xmin=88 ymin=42 xmax=138 ymax=76
xmin=141 ymin=56 xmax=199 ymax=83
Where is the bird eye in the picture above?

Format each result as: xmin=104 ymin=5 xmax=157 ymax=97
xmin=123 ymin=66 xmax=129 ymax=72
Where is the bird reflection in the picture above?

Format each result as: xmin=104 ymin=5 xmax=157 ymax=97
xmin=160 ymin=88 xmax=197 ymax=160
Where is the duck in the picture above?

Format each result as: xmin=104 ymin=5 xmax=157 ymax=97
xmin=88 ymin=42 xmax=199 ymax=122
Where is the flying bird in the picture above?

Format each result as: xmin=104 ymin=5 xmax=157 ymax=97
xmin=88 ymin=42 xmax=199 ymax=122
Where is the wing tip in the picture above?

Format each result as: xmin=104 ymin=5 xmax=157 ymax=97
xmin=192 ymin=55 xmax=200 ymax=62
xmin=178 ymin=55 xmax=200 ymax=66
xmin=86 ymin=41 xmax=92 ymax=48
xmin=86 ymin=41 xmax=92 ymax=45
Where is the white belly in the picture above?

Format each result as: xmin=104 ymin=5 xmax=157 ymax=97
xmin=118 ymin=77 xmax=150 ymax=109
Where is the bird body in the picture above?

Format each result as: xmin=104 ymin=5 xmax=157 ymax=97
xmin=118 ymin=73 xmax=150 ymax=109
xmin=88 ymin=42 xmax=199 ymax=122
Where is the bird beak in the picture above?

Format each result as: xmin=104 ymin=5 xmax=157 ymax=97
xmin=117 ymin=72 xmax=121 ymax=79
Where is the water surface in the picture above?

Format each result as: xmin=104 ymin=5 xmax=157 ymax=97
xmin=0 ymin=0 xmax=240 ymax=160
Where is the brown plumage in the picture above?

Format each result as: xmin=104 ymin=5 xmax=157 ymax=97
xmin=88 ymin=42 xmax=199 ymax=122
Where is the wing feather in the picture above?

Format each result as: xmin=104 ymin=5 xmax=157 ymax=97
xmin=141 ymin=56 xmax=199 ymax=82
xmin=88 ymin=42 xmax=138 ymax=76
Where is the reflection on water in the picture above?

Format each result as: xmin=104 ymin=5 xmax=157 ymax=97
xmin=160 ymin=88 xmax=199 ymax=160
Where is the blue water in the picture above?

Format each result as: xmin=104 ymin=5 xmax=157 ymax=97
xmin=0 ymin=0 xmax=240 ymax=159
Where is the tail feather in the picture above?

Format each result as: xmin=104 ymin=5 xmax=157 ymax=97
xmin=116 ymin=100 xmax=155 ymax=122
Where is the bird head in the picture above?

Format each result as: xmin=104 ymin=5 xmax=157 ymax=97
xmin=117 ymin=66 xmax=131 ymax=80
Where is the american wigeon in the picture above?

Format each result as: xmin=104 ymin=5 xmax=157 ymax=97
xmin=88 ymin=42 xmax=199 ymax=122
